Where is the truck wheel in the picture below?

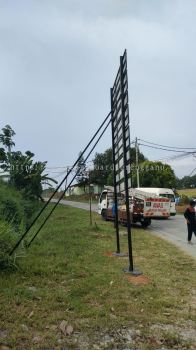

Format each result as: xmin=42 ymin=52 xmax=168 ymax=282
xmin=101 ymin=209 xmax=107 ymax=221
xmin=141 ymin=219 xmax=151 ymax=228
xmin=120 ymin=219 xmax=127 ymax=226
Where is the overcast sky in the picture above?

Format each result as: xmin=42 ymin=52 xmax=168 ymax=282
xmin=0 ymin=0 xmax=196 ymax=181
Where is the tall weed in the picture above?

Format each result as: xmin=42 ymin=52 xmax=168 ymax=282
xmin=0 ymin=219 xmax=17 ymax=270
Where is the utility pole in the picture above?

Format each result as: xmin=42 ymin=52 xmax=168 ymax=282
xmin=88 ymin=172 xmax=93 ymax=226
xmin=65 ymin=167 xmax=69 ymax=193
xmin=135 ymin=137 xmax=140 ymax=188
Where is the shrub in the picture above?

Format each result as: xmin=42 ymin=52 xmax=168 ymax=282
xmin=0 ymin=180 xmax=42 ymax=270
xmin=0 ymin=219 xmax=17 ymax=270
xmin=22 ymin=198 xmax=42 ymax=228
xmin=179 ymin=195 xmax=190 ymax=205
xmin=0 ymin=180 xmax=25 ymax=231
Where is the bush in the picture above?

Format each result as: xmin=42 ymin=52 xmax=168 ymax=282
xmin=0 ymin=180 xmax=42 ymax=231
xmin=179 ymin=195 xmax=190 ymax=205
xmin=0 ymin=180 xmax=42 ymax=270
xmin=0 ymin=219 xmax=17 ymax=270
xmin=22 ymin=198 xmax=42 ymax=228
xmin=0 ymin=180 xmax=25 ymax=231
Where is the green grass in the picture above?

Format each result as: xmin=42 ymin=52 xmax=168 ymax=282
xmin=45 ymin=192 xmax=98 ymax=203
xmin=178 ymin=188 xmax=196 ymax=198
xmin=0 ymin=205 xmax=196 ymax=349
xmin=176 ymin=205 xmax=189 ymax=214
xmin=63 ymin=194 xmax=97 ymax=203
xmin=176 ymin=188 xmax=196 ymax=213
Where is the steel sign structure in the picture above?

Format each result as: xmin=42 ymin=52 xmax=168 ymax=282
xmin=111 ymin=50 xmax=131 ymax=192
xmin=111 ymin=50 xmax=138 ymax=274
xmin=10 ymin=48 xmax=139 ymax=279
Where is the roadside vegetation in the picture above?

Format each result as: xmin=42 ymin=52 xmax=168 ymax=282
xmin=0 ymin=124 xmax=56 ymax=271
xmin=175 ymin=189 xmax=196 ymax=214
xmin=176 ymin=175 xmax=196 ymax=191
xmin=0 ymin=179 xmax=43 ymax=270
xmin=177 ymin=188 xmax=196 ymax=199
xmin=62 ymin=193 xmax=98 ymax=203
xmin=45 ymin=191 xmax=98 ymax=204
xmin=0 ymin=205 xmax=195 ymax=349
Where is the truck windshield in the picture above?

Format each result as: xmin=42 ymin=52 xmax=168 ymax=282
xmin=99 ymin=192 xmax=107 ymax=203
xmin=159 ymin=194 xmax=175 ymax=202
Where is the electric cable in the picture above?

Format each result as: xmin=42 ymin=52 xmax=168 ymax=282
xmin=189 ymin=167 xmax=196 ymax=177
xmin=46 ymin=160 xmax=94 ymax=170
xmin=139 ymin=143 xmax=196 ymax=154
xmin=138 ymin=138 xmax=196 ymax=150
xmin=156 ymin=153 xmax=192 ymax=162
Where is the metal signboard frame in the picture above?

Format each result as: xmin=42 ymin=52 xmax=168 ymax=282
xmin=111 ymin=50 xmax=140 ymax=274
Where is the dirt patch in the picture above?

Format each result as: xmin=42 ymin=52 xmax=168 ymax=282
xmin=103 ymin=251 xmax=115 ymax=257
xmin=125 ymin=274 xmax=151 ymax=285
xmin=190 ymin=289 xmax=196 ymax=310
xmin=150 ymin=321 xmax=196 ymax=344
xmin=104 ymin=251 xmax=128 ymax=257
xmin=55 ymin=216 xmax=66 ymax=220
xmin=56 ymin=323 xmax=196 ymax=349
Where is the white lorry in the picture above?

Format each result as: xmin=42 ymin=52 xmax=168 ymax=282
xmin=98 ymin=187 xmax=171 ymax=227
xmin=136 ymin=188 xmax=176 ymax=216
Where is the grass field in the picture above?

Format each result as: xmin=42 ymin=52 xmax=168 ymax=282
xmin=176 ymin=205 xmax=186 ymax=214
xmin=0 ymin=205 xmax=196 ymax=349
xmin=176 ymin=189 xmax=196 ymax=214
xmin=177 ymin=189 xmax=196 ymax=198
xmin=63 ymin=194 xmax=98 ymax=204
xmin=46 ymin=192 xmax=98 ymax=204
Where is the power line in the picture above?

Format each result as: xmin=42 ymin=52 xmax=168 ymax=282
xmin=139 ymin=143 xmax=196 ymax=154
xmin=138 ymin=138 xmax=196 ymax=150
xmin=46 ymin=160 xmax=94 ymax=169
xmin=189 ymin=167 xmax=196 ymax=177
xmin=156 ymin=153 xmax=193 ymax=162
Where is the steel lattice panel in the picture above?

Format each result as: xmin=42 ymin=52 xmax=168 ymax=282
xmin=111 ymin=50 xmax=131 ymax=189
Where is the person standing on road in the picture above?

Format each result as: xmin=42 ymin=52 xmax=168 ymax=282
xmin=184 ymin=200 xmax=196 ymax=244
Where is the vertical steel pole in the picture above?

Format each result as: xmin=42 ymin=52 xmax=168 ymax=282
xmin=65 ymin=167 xmax=69 ymax=192
xmin=120 ymin=54 xmax=134 ymax=272
xmin=89 ymin=173 xmax=92 ymax=226
xmin=135 ymin=137 xmax=140 ymax=188
xmin=111 ymin=88 xmax=120 ymax=254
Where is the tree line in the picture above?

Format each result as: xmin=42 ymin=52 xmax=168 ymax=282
xmin=76 ymin=147 xmax=177 ymax=189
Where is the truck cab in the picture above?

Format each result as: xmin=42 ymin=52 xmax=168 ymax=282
xmin=98 ymin=190 xmax=108 ymax=217
xmin=98 ymin=187 xmax=123 ymax=218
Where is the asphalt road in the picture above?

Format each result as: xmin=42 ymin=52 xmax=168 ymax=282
xmin=50 ymin=199 xmax=196 ymax=259
xmin=150 ymin=215 xmax=196 ymax=259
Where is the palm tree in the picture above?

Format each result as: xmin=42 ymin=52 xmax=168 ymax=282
xmin=8 ymin=152 xmax=57 ymax=201
xmin=0 ymin=125 xmax=15 ymax=152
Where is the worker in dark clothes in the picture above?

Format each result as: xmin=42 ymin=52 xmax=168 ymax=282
xmin=184 ymin=200 xmax=196 ymax=244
